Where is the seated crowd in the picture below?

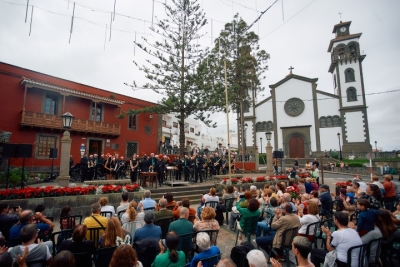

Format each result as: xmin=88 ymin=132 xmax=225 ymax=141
xmin=1 ymin=173 xmax=400 ymax=267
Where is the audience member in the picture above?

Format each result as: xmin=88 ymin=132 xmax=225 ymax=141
xmin=276 ymin=184 xmax=285 ymax=197
xmin=49 ymin=250 xmax=74 ymax=267
xmin=133 ymin=211 xmax=161 ymax=243
xmin=383 ymin=175 xmax=396 ymax=210
xmin=256 ymin=203 xmax=300 ymax=261
xmin=371 ymin=175 xmax=385 ymax=194
xmin=318 ymin=184 xmax=332 ymax=217
xmin=168 ymin=207 xmax=193 ymax=236
xmin=197 ymin=188 xmax=219 ymax=218
xmin=109 ymin=244 xmax=143 ymax=267
xmin=229 ymin=191 xmax=252 ymax=230
xmin=246 ymin=249 xmax=268 ymax=267
xmin=154 ymin=198 xmax=173 ymax=222
xmin=353 ymin=178 xmax=367 ymax=193
xmin=356 ymin=199 xmax=378 ymax=237
xmin=235 ymin=198 xmax=260 ymax=244
xmin=365 ymin=184 xmax=382 ymax=210
xmin=99 ymin=197 xmax=116 ymax=218
xmin=0 ymin=203 xmax=21 ymax=221
xmin=213 ymin=258 xmax=237 ymax=267
xmin=221 ymin=185 xmax=237 ymax=203
xmin=58 ymin=224 xmax=96 ymax=255
xmin=139 ymin=190 xmax=157 ymax=211
xmin=116 ymin=192 xmax=130 ymax=214
xmin=270 ymin=236 xmax=315 ymax=267
xmin=172 ymin=198 xmax=196 ymax=222
xmin=9 ymin=210 xmax=55 ymax=239
xmin=59 ymin=206 xmax=76 ymax=230
xmin=152 ymin=231 xmax=186 ymax=267
xmin=83 ymin=203 xmax=108 ymax=240
xmin=250 ymin=185 xmax=259 ymax=199
xmin=304 ymin=178 xmax=312 ymax=194
xmin=256 ymin=197 xmax=278 ymax=237
xmin=164 ymin=192 xmax=177 ymax=208
xmin=190 ymin=232 xmax=221 ymax=267
xmin=297 ymin=179 xmax=306 ymax=194
xmin=8 ymin=224 xmax=52 ymax=266
xmin=311 ymin=211 xmax=362 ymax=267
xmin=99 ymin=217 xmax=126 ymax=247
xmin=279 ymin=193 xmax=297 ymax=213
xmin=310 ymin=178 xmax=318 ymax=192
xmin=193 ymin=207 xmax=220 ymax=232
xmin=297 ymin=201 xmax=319 ymax=241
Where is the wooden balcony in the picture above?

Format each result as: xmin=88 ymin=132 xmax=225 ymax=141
xmin=20 ymin=110 xmax=120 ymax=136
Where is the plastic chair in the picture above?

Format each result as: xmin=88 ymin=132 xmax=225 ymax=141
xmin=72 ymin=252 xmax=93 ymax=267
xmin=117 ymin=210 xmax=126 ymax=221
xmin=153 ymin=217 xmax=173 ymax=239
xmin=87 ymin=227 xmax=105 ymax=248
xmin=305 ymin=220 xmax=320 ymax=246
xmin=204 ymin=201 xmax=219 ymax=209
xmin=143 ymin=207 xmax=155 ymax=211
xmin=59 ymin=215 xmax=82 ymax=230
xmin=347 ymin=243 xmax=367 ymax=267
xmin=268 ymin=227 xmax=299 ymax=267
xmin=192 ymin=230 xmax=219 ymax=253
xmin=223 ymin=198 xmax=236 ymax=225
xmin=94 ymin=246 xmax=117 ymax=267
xmin=314 ymin=218 xmax=334 ymax=249
xmin=366 ymin=237 xmax=383 ymax=267
xmin=100 ymin=211 xmax=112 ymax=218
xmin=178 ymin=232 xmax=194 ymax=263
xmin=235 ymin=215 xmax=259 ymax=246
xmin=50 ymin=229 xmax=75 ymax=256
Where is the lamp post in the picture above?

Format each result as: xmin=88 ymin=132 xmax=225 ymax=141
xmin=57 ymin=112 xmax=74 ymax=187
xmin=337 ymin=132 xmax=342 ymax=161
xmin=374 ymin=141 xmax=377 ymax=157
xmin=260 ymin=137 xmax=263 ymax=164
xmin=265 ymin=131 xmax=273 ymax=176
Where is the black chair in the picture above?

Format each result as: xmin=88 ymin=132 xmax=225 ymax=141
xmin=223 ymin=198 xmax=236 ymax=225
xmin=178 ymin=232 xmax=194 ymax=263
xmin=191 ymin=253 xmax=221 ymax=267
xmin=143 ymin=207 xmax=155 ymax=211
xmin=268 ymin=227 xmax=299 ymax=267
xmin=59 ymin=215 xmax=82 ymax=230
xmin=50 ymin=229 xmax=75 ymax=256
xmin=94 ymin=246 xmax=117 ymax=267
xmin=153 ymin=217 xmax=173 ymax=239
xmin=0 ymin=218 xmax=18 ymax=240
xmin=26 ymin=259 xmax=47 ymax=267
xmin=235 ymin=215 xmax=259 ymax=246
xmin=72 ymin=252 xmax=93 ymax=267
xmin=192 ymin=230 xmax=219 ymax=253
xmin=305 ymin=220 xmax=320 ymax=248
xmin=347 ymin=243 xmax=367 ymax=267
xmin=87 ymin=227 xmax=105 ymax=248
xmin=366 ymin=237 xmax=383 ymax=267
xmin=117 ymin=210 xmax=126 ymax=221
xmin=315 ymin=218 xmax=334 ymax=249
xmin=134 ymin=238 xmax=160 ymax=267
xmin=100 ymin=211 xmax=113 ymax=218
xmin=7 ymin=237 xmax=22 ymax=247
xmin=204 ymin=201 xmax=219 ymax=210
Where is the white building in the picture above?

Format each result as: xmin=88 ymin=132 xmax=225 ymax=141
xmin=244 ymin=21 xmax=371 ymax=157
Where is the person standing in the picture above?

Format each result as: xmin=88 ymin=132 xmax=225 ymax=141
xmin=294 ymin=157 xmax=299 ymax=170
xmin=130 ymin=153 xmax=139 ymax=184
xmin=88 ymin=154 xmax=95 ymax=180
xmin=214 ymin=152 xmax=222 ymax=175
xmin=155 ymin=154 xmax=166 ymax=187
xmin=195 ymin=154 xmax=204 ymax=183
xmin=93 ymin=154 xmax=99 ymax=180
xmin=183 ymin=154 xmax=191 ymax=182
xmin=80 ymin=153 xmax=88 ymax=182
xmin=173 ymin=155 xmax=182 ymax=180
xmin=273 ymin=158 xmax=279 ymax=175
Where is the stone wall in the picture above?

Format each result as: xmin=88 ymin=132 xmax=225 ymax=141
xmin=1 ymin=191 xmax=145 ymax=221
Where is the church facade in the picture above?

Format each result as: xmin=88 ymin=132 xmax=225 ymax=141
xmin=244 ymin=21 xmax=371 ymax=158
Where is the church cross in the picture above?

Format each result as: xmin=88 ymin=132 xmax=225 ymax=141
xmin=288 ymin=66 xmax=294 ymax=74
xmin=339 ymin=12 xmax=342 ymax=21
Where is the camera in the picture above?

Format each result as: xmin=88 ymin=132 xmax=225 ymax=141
xmin=13 ymin=206 xmax=20 ymax=211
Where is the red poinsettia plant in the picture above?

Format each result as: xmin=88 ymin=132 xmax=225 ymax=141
xmin=286 ymin=186 xmax=299 ymax=199
xmin=0 ymin=184 xmax=139 ymax=200
xmin=277 ymin=175 xmax=288 ymax=180
xmin=254 ymin=176 xmax=266 ymax=182
xmin=221 ymin=178 xmax=229 ymax=184
xmin=241 ymin=177 xmax=253 ymax=183
xmin=231 ymin=178 xmax=239 ymax=184
xmin=335 ymin=181 xmax=352 ymax=189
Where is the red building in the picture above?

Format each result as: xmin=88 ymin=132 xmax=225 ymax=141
xmin=0 ymin=62 xmax=159 ymax=172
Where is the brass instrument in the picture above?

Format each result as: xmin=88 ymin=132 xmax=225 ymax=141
xmin=214 ymin=158 xmax=221 ymax=166
xmin=203 ymin=158 xmax=209 ymax=168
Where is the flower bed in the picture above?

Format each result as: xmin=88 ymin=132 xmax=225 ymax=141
xmin=335 ymin=181 xmax=352 ymax=189
xmin=221 ymin=176 xmax=267 ymax=185
xmin=276 ymin=175 xmax=288 ymax=180
xmin=298 ymin=172 xmax=310 ymax=178
xmin=0 ymin=184 xmax=140 ymax=200
xmin=241 ymin=177 xmax=253 ymax=183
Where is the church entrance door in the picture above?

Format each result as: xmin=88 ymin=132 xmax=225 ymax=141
xmin=289 ymin=136 xmax=304 ymax=158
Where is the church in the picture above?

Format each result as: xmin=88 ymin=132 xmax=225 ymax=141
xmin=245 ymin=21 xmax=372 ymax=158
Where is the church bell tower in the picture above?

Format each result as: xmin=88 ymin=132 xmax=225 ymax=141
xmin=328 ymin=21 xmax=371 ymax=153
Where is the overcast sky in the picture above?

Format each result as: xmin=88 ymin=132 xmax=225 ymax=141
xmin=0 ymin=0 xmax=399 ymax=151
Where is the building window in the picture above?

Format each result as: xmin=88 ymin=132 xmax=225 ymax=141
xmin=266 ymin=121 xmax=273 ymax=131
xmin=128 ymin=114 xmax=137 ymax=130
xmin=37 ymin=135 xmax=57 ymax=157
xmin=162 ymin=120 xmax=167 ymax=127
xmin=126 ymin=142 xmax=138 ymax=158
xmin=333 ymin=116 xmax=341 ymax=127
xmin=190 ymin=127 xmax=194 ymax=133
xmin=320 ymin=117 xmax=326 ymax=128
xmin=44 ymin=94 xmax=58 ymax=115
xmin=111 ymin=144 xmax=119 ymax=150
xmin=256 ymin=122 xmax=263 ymax=132
xmin=90 ymin=103 xmax=102 ymax=122
xmin=347 ymin=87 xmax=357 ymax=101
xmin=344 ymin=68 xmax=355 ymax=82
xmin=338 ymin=47 xmax=345 ymax=59
xmin=173 ymin=122 xmax=178 ymax=128
xmin=348 ymin=43 xmax=357 ymax=57
xmin=243 ymin=100 xmax=250 ymax=113
xmin=326 ymin=116 xmax=333 ymax=127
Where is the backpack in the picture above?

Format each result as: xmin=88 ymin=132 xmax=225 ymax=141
xmin=230 ymin=242 xmax=255 ymax=267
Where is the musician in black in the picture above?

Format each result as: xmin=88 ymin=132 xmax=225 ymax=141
xmin=116 ymin=156 xmax=126 ymax=179
xmin=98 ymin=154 xmax=106 ymax=178
xmin=202 ymin=154 xmax=209 ymax=180
xmin=214 ymin=152 xmax=222 ymax=175
xmin=195 ymin=153 xmax=204 ymax=183
xmin=207 ymin=154 xmax=214 ymax=179
xmin=221 ymin=155 xmax=228 ymax=175
xmin=140 ymin=154 xmax=150 ymax=172
xmin=80 ymin=153 xmax=88 ymax=182
xmin=104 ymin=155 xmax=117 ymax=180
xmin=155 ymin=155 xmax=166 ymax=187
xmin=130 ymin=153 xmax=139 ymax=184
xmin=93 ymin=154 xmax=99 ymax=180
xmin=173 ymin=155 xmax=183 ymax=180
xmin=183 ymin=154 xmax=191 ymax=182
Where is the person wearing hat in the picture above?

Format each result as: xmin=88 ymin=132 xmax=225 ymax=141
xmin=319 ymin=184 xmax=332 ymax=217
xmin=133 ymin=211 xmax=161 ymax=243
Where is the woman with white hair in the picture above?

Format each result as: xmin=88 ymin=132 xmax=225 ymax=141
xmin=190 ymin=232 xmax=220 ymax=267
xmin=246 ymin=249 xmax=268 ymax=267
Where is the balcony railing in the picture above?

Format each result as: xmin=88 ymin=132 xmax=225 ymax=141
xmin=21 ymin=110 xmax=120 ymax=136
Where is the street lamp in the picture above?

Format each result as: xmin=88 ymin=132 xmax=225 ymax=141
xmin=337 ymin=132 xmax=342 ymax=161
xmin=265 ymin=131 xmax=273 ymax=176
xmin=243 ymin=123 xmax=248 ymax=164
xmin=58 ymin=112 xmax=74 ymax=187
xmin=375 ymin=141 xmax=377 ymax=157
xmin=260 ymin=137 xmax=263 ymax=163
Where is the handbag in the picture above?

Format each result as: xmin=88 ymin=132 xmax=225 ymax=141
xmin=323 ymin=250 xmax=337 ymax=267
xmin=231 ymin=206 xmax=240 ymax=214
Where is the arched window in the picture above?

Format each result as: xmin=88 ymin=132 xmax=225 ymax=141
xmin=347 ymin=87 xmax=357 ymax=101
xmin=348 ymin=43 xmax=357 ymax=57
xmin=333 ymin=116 xmax=341 ymax=127
xmin=326 ymin=116 xmax=333 ymax=127
xmin=338 ymin=47 xmax=345 ymax=59
xmin=320 ymin=117 xmax=326 ymax=128
xmin=266 ymin=121 xmax=273 ymax=131
xmin=256 ymin=122 xmax=263 ymax=132
xmin=262 ymin=121 xmax=267 ymax=131
xmin=345 ymin=68 xmax=355 ymax=82
xmin=243 ymin=100 xmax=250 ymax=112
